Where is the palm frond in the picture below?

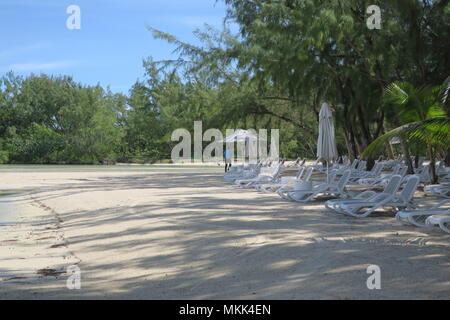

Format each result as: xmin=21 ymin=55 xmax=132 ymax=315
xmin=439 ymin=75 xmax=450 ymax=111
xmin=361 ymin=117 xmax=450 ymax=158
xmin=426 ymin=104 xmax=447 ymax=119
xmin=383 ymin=82 xmax=410 ymax=106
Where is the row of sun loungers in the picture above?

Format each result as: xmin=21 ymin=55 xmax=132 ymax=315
xmin=224 ymin=157 xmax=450 ymax=234
xmin=326 ymin=175 xmax=419 ymax=217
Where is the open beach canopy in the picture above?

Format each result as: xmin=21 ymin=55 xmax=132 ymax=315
xmin=219 ymin=129 xmax=261 ymax=143
xmin=219 ymin=129 xmax=265 ymax=163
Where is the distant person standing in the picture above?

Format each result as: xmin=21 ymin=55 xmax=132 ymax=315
xmin=224 ymin=149 xmax=232 ymax=172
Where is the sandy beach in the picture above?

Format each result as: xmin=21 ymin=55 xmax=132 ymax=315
xmin=0 ymin=165 xmax=449 ymax=299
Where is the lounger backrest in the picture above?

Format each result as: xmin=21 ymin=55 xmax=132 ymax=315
xmin=391 ymin=164 xmax=400 ymax=175
xmin=296 ymin=166 xmax=306 ymax=180
xmin=398 ymin=166 xmax=408 ymax=177
xmin=420 ymin=165 xmax=431 ymax=183
xmin=384 ymin=175 xmax=403 ymax=195
xmin=399 ymin=175 xmax=420 ymax=202
xmin=345 ymin=157 xmax=351 ymax=166
xmin=262 ymin=165 xmax=279 ymax=177
xmin=327 ymin=170 xmax=338 ymax=184
xmin=302 ymin=167 xmax=314 ymax=182
xmin=417 ymin=157 xmax=425 ymax=168
xmin=350 ymin=159 xmax=358 ymax=169
xmin=371 ymin=162 xmax=384 ymax=176
xmin=369 ymin=163 xmax=379 ymax=173
xmin=272 ymin=165 xmax=284 ymax=178
xmin=372 ymin=192 xmax=393 ymax=202
xmin=337 ymin=169 xmax=352 ymax=191
xmin=357 ymin=161 xmax=366 ymax=171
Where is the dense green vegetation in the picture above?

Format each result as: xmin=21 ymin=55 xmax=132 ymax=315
xmin=0 ymin=73 xmax=126 ymax=164
xmin=0 ymin=0 xmax=448 ymax=165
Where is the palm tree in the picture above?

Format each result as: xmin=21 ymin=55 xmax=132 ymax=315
xmin=362 ymin=77 xmax=450 ymax=183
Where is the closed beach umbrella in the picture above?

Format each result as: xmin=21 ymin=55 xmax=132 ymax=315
xmin=317 ymin=102 xmax=338 ymax=178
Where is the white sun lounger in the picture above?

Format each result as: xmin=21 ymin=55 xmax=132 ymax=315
xmin=424 ymin=184 xmax=450 ymax=199
xmin=224 ymin=163 xmax=262 ymax=183
xmin=284 ymin=169 xmax=351 ymax=203
xmin=396 ymin=199 xmax=450 ymax=227
xmin=426 ymin=215 xmax=450 ymax=233
xmin=277 ymin=167 xmax=315 ymax=199
xmin=235 ymin=165 xmax=284 ymax=188
xmin=358 ymin=164 xmax=405 ymax=187
xmin=257 ymin=166 xmax=306 ymax=193
xmin=338 ymin=175 xmax=420 ymax=218
xmin=325 ymin=174 xmax=403 ymax=214
xmin=348 ymin=162 xmax=384 ymax=183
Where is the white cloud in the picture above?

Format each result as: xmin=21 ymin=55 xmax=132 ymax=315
xmin=7 ymin=60 xmax=79 ymax=72
xmin=0 ymin=42 xmax=51 ymax=59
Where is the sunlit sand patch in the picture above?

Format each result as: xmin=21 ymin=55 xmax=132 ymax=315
xmin=0 ymin=167 xmax=449 ymax=299
xmin=267 ymin=259 xmax=299 ymax=270
xmin=0 ymin=195 xmax=80 ymax=283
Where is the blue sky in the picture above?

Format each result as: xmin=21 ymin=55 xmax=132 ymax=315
xmin=0 ymin=0 xmax=232 ymax=94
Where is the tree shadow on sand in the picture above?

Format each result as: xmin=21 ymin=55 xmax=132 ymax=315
xmin=2 ymin=172 xmax=450 ymax=299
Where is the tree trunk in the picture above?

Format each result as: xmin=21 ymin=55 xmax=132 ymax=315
xmin=343 ymin=132 xmax=353 ymax=160
xmin=366 ymin=158 xmax=375 ymax=171
xmin=400 ymin=137 xmax=415 ymax=174
xmin=445 ymin=149 xmax=450 ymax=167
xmin=355 ymin=129 xmax=375 ymax=171
xmin=429 ymin=146 xmax=438 ymax=184
xmin=344 ymin=125 xmax=358 ymax=160
xmin=378 ymin=126 xmax=395 ymax=160
xmin=386 ymin=142 xmax=395 ymax=160
xmin=414 ymin=152 xmax=420 ymax=169
xmin=355 ymin=104 xmax=373 ymax=150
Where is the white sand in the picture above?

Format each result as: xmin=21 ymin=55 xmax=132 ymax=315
xmin=0 ymin=166 xmax=449 ymax=299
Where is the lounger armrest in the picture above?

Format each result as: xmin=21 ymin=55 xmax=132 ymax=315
xmin=355 ymin=190 xmax=376 ymax=199
xmin=432 ymin=199 xmax=450 ymax=209
xmin=287 ymin=184 xmax=325 ymax=194
xmin=287 ymin=188 xmax=313 ymax=193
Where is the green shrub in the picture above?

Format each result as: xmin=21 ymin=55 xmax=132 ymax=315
xmin=0 ymin=150 xmax=8 ymax=164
